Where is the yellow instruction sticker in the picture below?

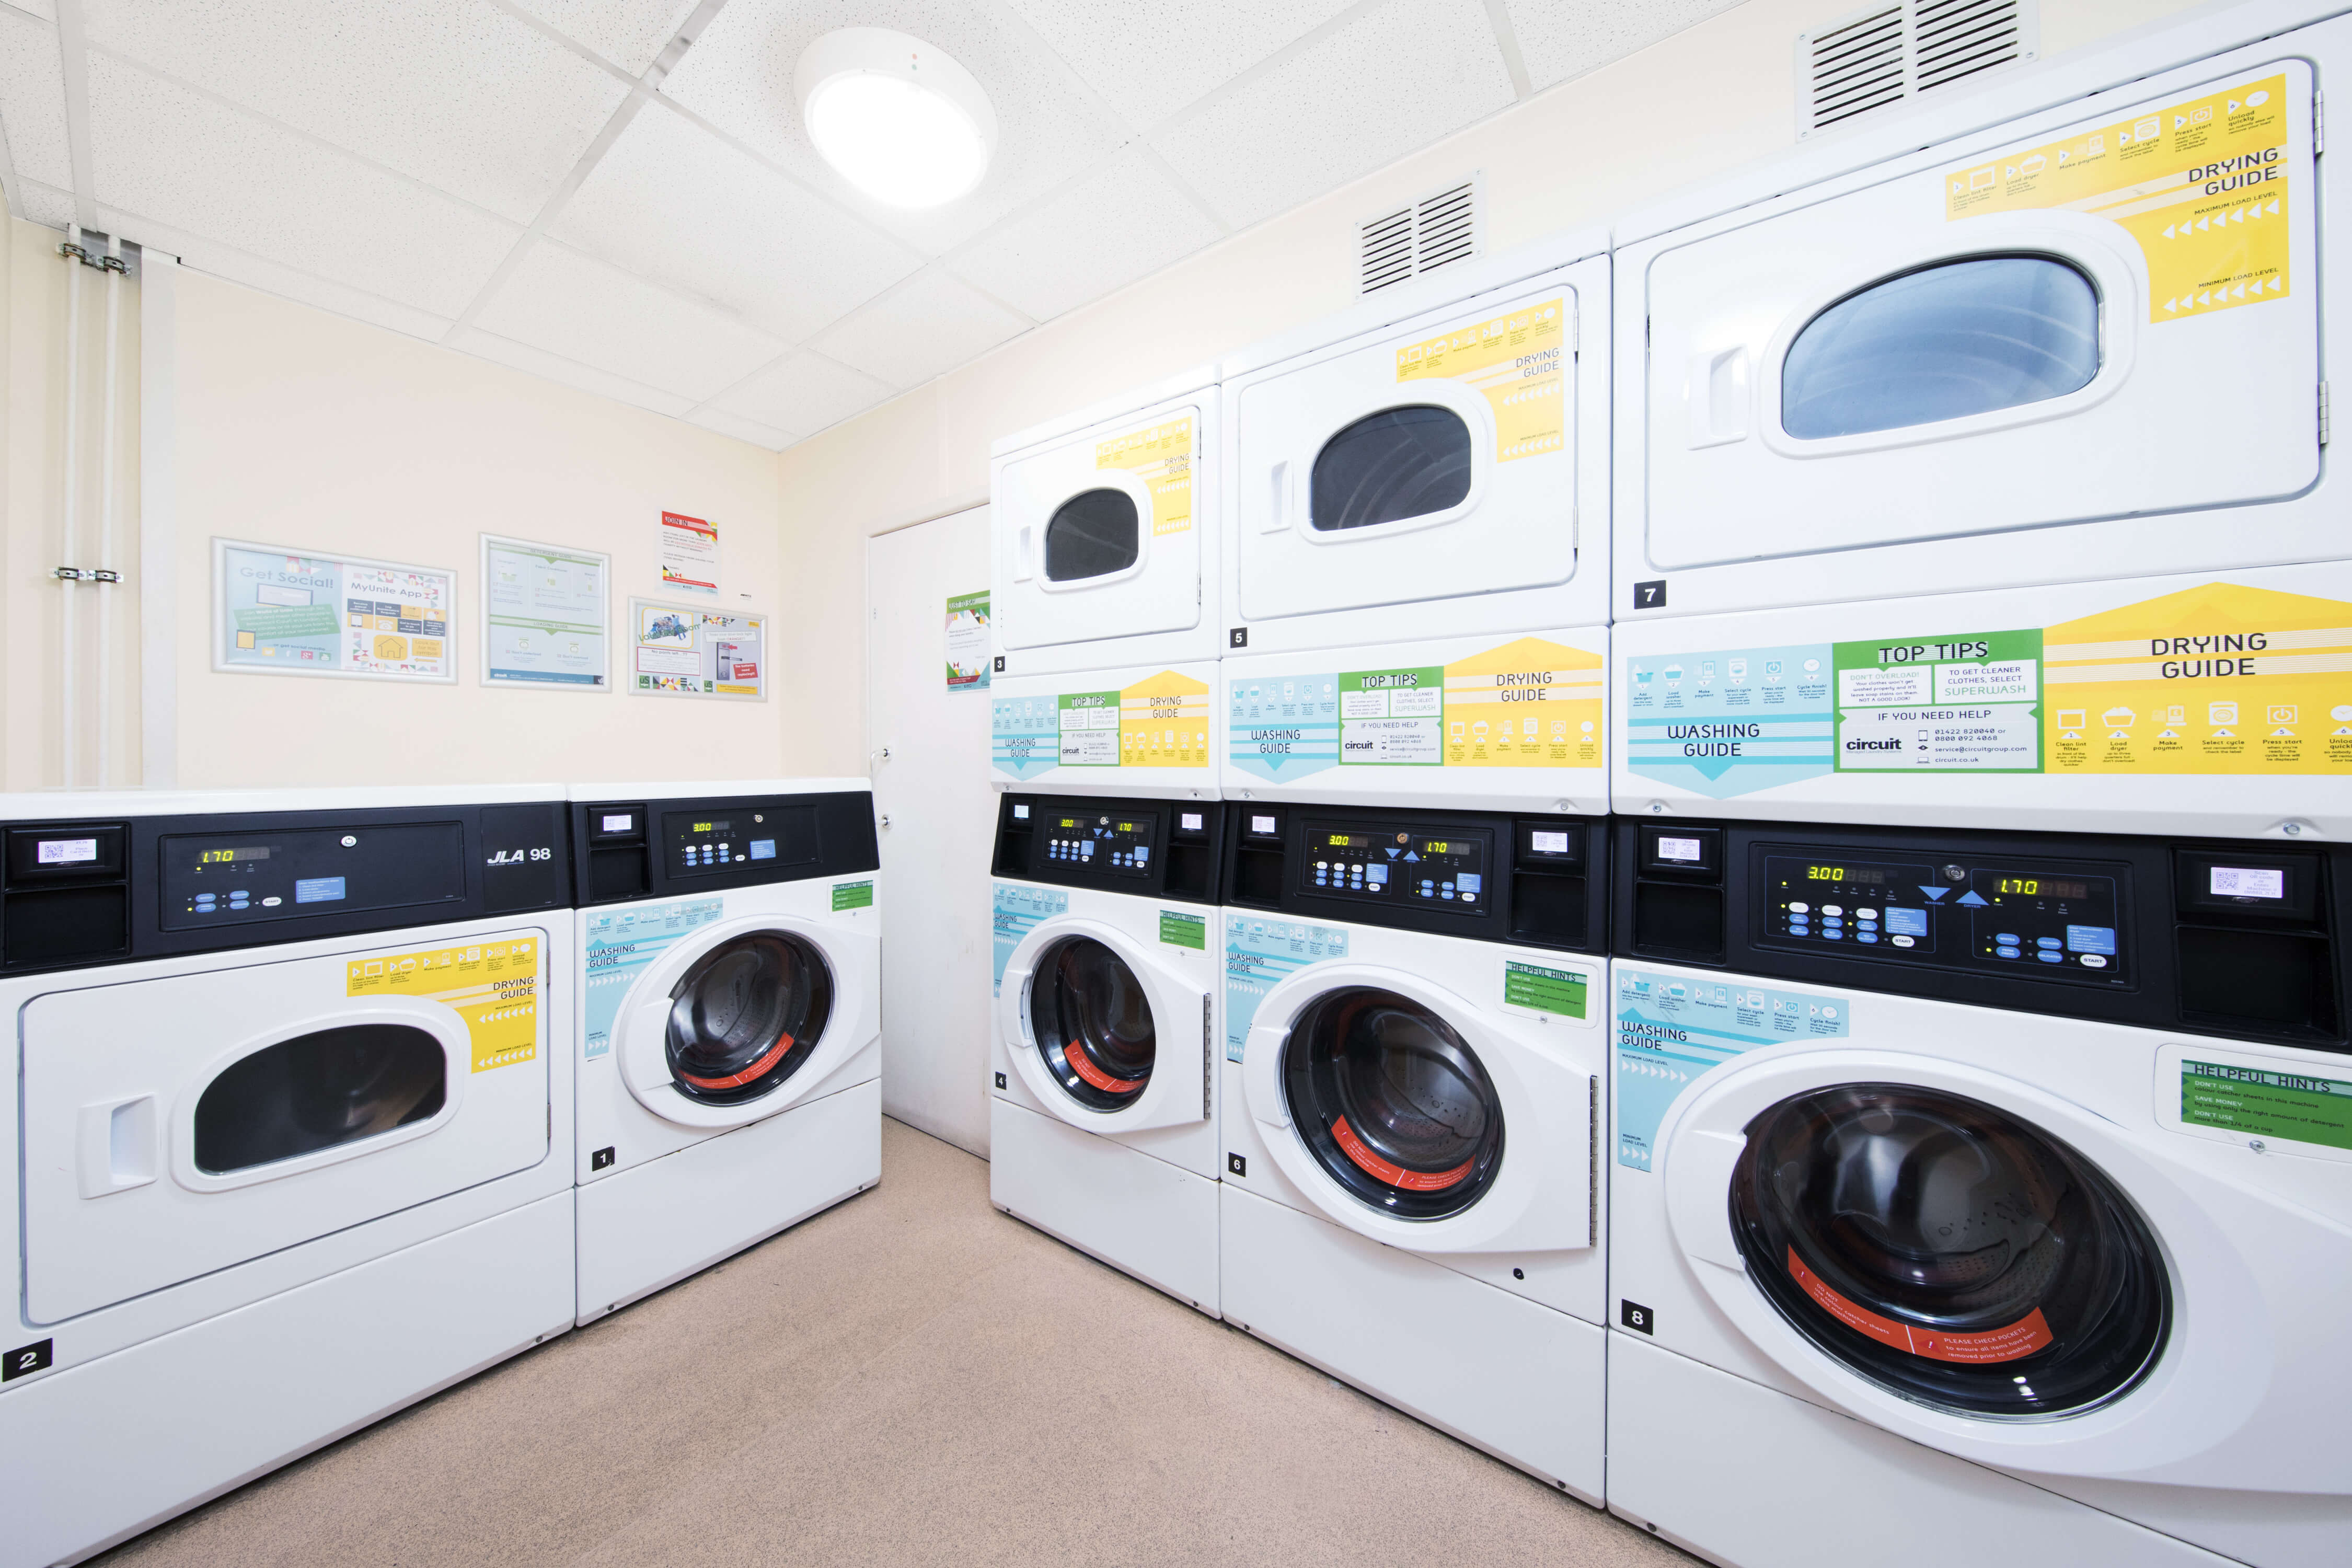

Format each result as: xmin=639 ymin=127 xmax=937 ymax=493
xmin=1945 ymin=74 xmax=2293 ymax=321
xmin=1097 ymin=417 xmax=1194 ymax=536
xmin=1396 ymin=297 xmax=1566 ymax=462
xmin=1120 ymin=668 xmax=1213 ymax=768
xmin=2043 ymin=584 xmax=2352 ymax=775
xmin=346 ymin=936 xmax=541 ymax=1073
xmin=1443 ymin=637 xmax=1605 ymax=768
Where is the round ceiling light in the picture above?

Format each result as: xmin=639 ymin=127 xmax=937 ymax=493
xmin=795 ymin=28 xmax=997 ymax=210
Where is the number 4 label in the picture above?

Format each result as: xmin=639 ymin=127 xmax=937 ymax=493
xmin=4 ymin=1339 xmax=53 ymax=1380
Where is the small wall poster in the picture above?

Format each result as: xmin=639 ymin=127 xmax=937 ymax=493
xmin=947 ymin=590 xmax=990 ymax=694
xmin=212 ymin=538 xmax=456 ymax=682
xmin=658 ymin=511 xmax=719 ymax=597
xmin=629 ymin=598 xmax=766 ymax=699
xmin=482 ymin=535 xmax=609 ymax=688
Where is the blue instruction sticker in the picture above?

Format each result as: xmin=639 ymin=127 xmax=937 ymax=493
xmin=294 ymin=876 xmax=347 ymax=904
xmin=1224 ymin=915 xmax=1349 ymax=1061
xmin=581 ymin=897 xmax=724 ymax=1058
xmin=1226 ymin=673 xmax=1341 ymax=781
xmin=1622 ymin=643 xmax=1835 ymax=798
xmin=1614 ymin=967 xmax=1851 ymax=1172
xmin=991 ymin=694 xmax=1060 ymax=781
xmin=992 ymin=883 xmax=1069 ymax=996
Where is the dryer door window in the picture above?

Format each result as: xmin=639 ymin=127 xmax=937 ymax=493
xmin=1028 ymin=936 xmax=1156 ymax=1111
xmin=1780 ymin=255 xmax=2100 ymax=439
xmin=194 ymin=1023 xmax=447 ymax=1174
xmin=1043 ymin=489 xmax=1140 ymax=580
xmin=1281 ymin=987 xmax=1503 ymax=1219
xmin=666 ymin=931 xmax=834 ymax=1105
xmin=1730 ymin=1083 xmax=2170 ymax=1418
xmin=1309 ymin=405 xmax=1473 ymax=532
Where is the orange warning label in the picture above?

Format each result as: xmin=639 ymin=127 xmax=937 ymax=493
xmin=1789 ymin=1249 xmax=2053 ymax=1364
xmin=1332 ymin=1116 xmax=1475 ymax=1191
xmin=1064 ymin=1039 xmax=1143 ymax=1094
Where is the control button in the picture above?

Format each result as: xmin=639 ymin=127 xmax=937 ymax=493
xmin=1442 ymin=882 xmax=1456 ymax=893
xmin=2036 ymin=937 xmax=2061 ymax=949
xmin=1787 ymin=901 xmax=1809 ymax=915
xmin=1997 ymin=945 xmax=2022 ymax=959
xmin=1856 ymin=908 xmax=1877 ymax=920
xmin=1459 ymin=894 xmax=1474 ymax=904
xmin=1316 ymin=861 xmax=1328 ymax=870
xmin=1823 ymin=929 xmax=1843 ymax=940
xmin=2080 ymin=954 xmax=2109 ymax=969
xmin=261 ymin=896 xmax=282 ymax=907
xmin=1996 ymin=933 xmax=2020 ymax=945
xmin=1857 ymin=933 xmax=1878 ymax=944
xmin=1823 ymin=918 xmax=1844 ymax=930
xmin=1891 ymin=935 xmax=1915 ymax=948
xmin=2037 ymin=951 xmax=2063 ymax=964
xmin=1821 ymin=905 xmax=1843 ymax=917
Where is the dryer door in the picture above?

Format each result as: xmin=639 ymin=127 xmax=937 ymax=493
xmin=1241 ymin=963 xmax=1590 ymax=1254
xmin=1233 ymin=266 xmax=1590 ymax=623
xmin=1642 ymin=60 xmax=2318 ymax=579
xmin=996 ymin=403 xmax=1204 ymax=653
xmin=998 ymin=916 xmax=1208 ymax=1134
xmin=613 ymin=914 xmax=878 ymax=1131
xmin=20 ymin=927 xmax=552 ymax=1324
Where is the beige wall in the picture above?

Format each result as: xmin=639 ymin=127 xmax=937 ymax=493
xmin=773 ymin=0 xmax=2205 ymax=776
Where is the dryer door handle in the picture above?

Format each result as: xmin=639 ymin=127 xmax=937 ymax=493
xmin=1013 ymin=525 xmax=1036 ymax=582
xmin=76 ymin=1094 xmax=157 ymax=1198
xmin=1263 ymin=460 xmax=1293 ymax=533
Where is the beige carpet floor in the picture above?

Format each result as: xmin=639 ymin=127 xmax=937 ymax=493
xmin=95 ymin=1119 xmax=1696 ymax=1568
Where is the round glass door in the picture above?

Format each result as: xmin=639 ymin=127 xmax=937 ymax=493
xmin=1028 ymin=937 xmax=1156 ymax=1110
xmin=1282 ymin=987 xmax=1503 ymax=1218
xmin=666 ymin=931 xmax=834 ymax=1104
xmin=1731 ymin=1084 xmax=2170 ymax=1419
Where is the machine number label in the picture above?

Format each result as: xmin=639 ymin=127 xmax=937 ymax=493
xmin=4 ymin=1339 xmax=54 ymax=1380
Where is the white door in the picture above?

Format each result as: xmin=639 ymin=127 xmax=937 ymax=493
xmin=868 ymin=506 xmax=998 ymax=1155
xmin=993 ymin=390 xmax=1210 ymax=658
xmin=1642 ymin=61 xmax=2316 ymax=577
xmin=1231 ymin=263 xmax=1596 ymax=623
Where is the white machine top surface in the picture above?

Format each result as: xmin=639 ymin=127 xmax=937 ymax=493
xmin=989 ymin=363 xmax=1219 ymax=460
xmin=563 ymin=777 xmax=871 ymax=802
xmin=0 ymin=782 xmax=568 ymax=819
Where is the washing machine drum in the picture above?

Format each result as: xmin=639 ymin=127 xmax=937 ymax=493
xmin=1731 ymin=1084 xmax=2170 ymax=1419
xmin=665 ymin=931 xmax=834 ymax=1105
xmin=1029 ymin=937 xmax=1157 ymax=1110
xmin=1283 ymin=987 xmax=1503 ymax=1219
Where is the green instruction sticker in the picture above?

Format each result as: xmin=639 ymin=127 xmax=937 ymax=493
xmin=831 ymin=881 xmax=874 ymax=912
xmin=2183 ymin=1060 xmax=2352 ymax=1150
xmin=1504 ymin=961 xmax=1587 ymax=1019
xmin=1159 ymin=910 xmax=1206 ymax=949
xmin=1831 ymin=628 xmax=2044 ymax=773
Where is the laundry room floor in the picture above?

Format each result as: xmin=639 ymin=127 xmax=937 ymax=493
xmin=92 ymin=1120 xmax=1694 ymax=1568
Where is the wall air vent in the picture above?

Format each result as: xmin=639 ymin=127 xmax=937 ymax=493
xmin=1797 ymin=0 xmax=2037 ymax=139
xmin=1357 ymin=175 xmax=1481 ymax=296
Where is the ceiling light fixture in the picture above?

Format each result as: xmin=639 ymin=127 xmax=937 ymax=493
xmin=795 ymin=28 xmax=996 ymax=210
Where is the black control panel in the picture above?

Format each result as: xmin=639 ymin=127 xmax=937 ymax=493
xmin=1224 ymin=802 xmax=1605 ymax=952
xmin=0 ymin=799 xmax=568 ymax=976
xmin=1613 ymin=818 xmax=2348 ymax=1050
xmin=571 ymin=789 xmax=875 ymax=906
xmin=993 ymin=794 xmax=1219 ymax=904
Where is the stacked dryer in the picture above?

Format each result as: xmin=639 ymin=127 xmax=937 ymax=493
xmin=1605 ymin=6 xmax=2352 ymax=1564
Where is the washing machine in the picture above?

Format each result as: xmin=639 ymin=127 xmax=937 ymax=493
xmin=989 ymin=793 xmax=1225 ymax=1312
xmin=990 ymin=366 xmax=1220 ymax=678
xmin=1607 ymin=815 xmax=2352 ymax=1567
xmin=1215 ymin=801 xmax=1609 ymax=1498
xmin=1613 ymin=559 xmax=2352 ymax=840
xmin=0 ymin=787 xmax=574 ymax=1568
xmin=989 ymin=657 xmax=1218 ymax=799
xmin=1613 ymin=0 xmax=2339 ymax=625
xmin=570 ymin=781 xmax=880 ymax=1324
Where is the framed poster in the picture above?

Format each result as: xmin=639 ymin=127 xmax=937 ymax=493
xmin=480 ymin=534 xmax=609 ymax=689
xmin=658 ymin=511 xmax=719 ymax=597
xmin=947 ymin=590 xmax=989 ymax=693
xmin=628 ymin=598 xmax=767 ymax=700
xmin=212 ymin=538 xmax=456 ymax=682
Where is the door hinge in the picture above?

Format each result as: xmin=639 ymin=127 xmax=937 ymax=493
xmin=1203 ymin=995 xmax=1214 ymax=1120
xmin=2321 ymin=381 xmax=2331 ymax=446
xmin=1587 ymin=1075 xmax=1599 ymax=1248
xmin=2316 ymin=90 xmax=2325 ymax=155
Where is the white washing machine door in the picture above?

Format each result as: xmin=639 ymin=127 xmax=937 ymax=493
xmin=612 ymin=913 xmax=878 ymax=1131
xmin=997 ymin=915 xmax=1209 ymax=1135
xmin=1241 ymin=963 xmax=1591 ymax=1254
xmin=1655 ymin=1047 xmax=2352 ymax=1492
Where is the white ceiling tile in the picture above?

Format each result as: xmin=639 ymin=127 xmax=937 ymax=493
xmin=948 ymin=145 xmax=1220 ymax=321
xmin=685 ymin=407 xmax=796 ymax=449
xmin=1004 ymin=0 xmax=1356 ymax=130
xmin=446 ymin=324 xmax=697 ymax=416
xmin=0 ymin=8 xmax=70 ymax=189
xmin=508 ymin=0 xmax=698 ymax=76
xmin=6 ymin=2 xmax=56 ymax=20
xmin=110 ymin=206 xmax=460 ymax=339
xmin=470 ymin=238 xmax=789 ymax=401
xmin=1504 ymin=0 xmax=1745 ymax=93
xmin=78 ymin=0 xmax=627 ymax=223
xmin=709 ymin=349 xmax=893 ymax=439
xmin=658 ymin=0 xmax=1127 ymax=256
xmin=86 ymin=53 xmax=522 ymax=319
xmin=550 ymin=100 xmax=923 ymax=343
xmin=17 ymin=176 xmax=73 ymax=227
xmin=1151 ymin=0 xmax=1513 ymax=232
xmin=808 ymin=267 xmax=1028 ymax=389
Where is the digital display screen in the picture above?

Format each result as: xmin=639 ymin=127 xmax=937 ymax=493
xmin=37 ymin=837 xmax=98 ymax=865
xmin=601 ymin=813 xmax=634 ymax=833
xmin=1994 ymin=875 xmax=2090 ymax=900
xmin=1251 ymin=815 xmax=1277 ymax=836
xmin=198 ymin=847 xmax=272 ymax=865
xmin=2211 ymin=866 xmax=2285 ymax=900
xmin=1657 ymin=835 xmax=1704 ymax=863
xmin=1328 ymin=832 xmax=1373 ymax=848
xmin=1181 ymin=812 xmax=1204 ymax=832
xmin=1530 ymin=830 xmax=1570 ymax=855
xmin=1013 ymin=804 xmax=1031 ymax=820
xmin=1803 ymin=864 xmax=1885 ymax=884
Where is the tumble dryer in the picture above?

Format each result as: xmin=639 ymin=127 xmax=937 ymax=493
xmin=1607 ymin=816 xmax=2352 ymax=1568
xmin=1217 ymin=802 xmax=1609 ymax=1498
xmin=990 ymin=367 xmax=1220 ymax=677
xmin=0 ymin=787 xmax=574 ymax=1568
xmin=570 ymin=781 xmax=880 ymax=1323
xmin=989 ymin=793 xmax=1224 ymax=1312
xmin=1613 ymin=2 xmax=2339 ymax=624
xmin=1218 ymin=234 xmax=1611 ymax=816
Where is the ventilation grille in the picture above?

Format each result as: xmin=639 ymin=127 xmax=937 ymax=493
xmin=1358 ymin=176 xmax=1481 ymax=296
xmin=1797 ymin=0 xmax=2036 ymax=139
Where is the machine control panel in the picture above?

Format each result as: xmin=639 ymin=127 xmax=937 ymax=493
xmin=1761 ymin=851 xmax=2126 ymax=983
xmin=158 ymin=823 xmax=467 ymax=929
xmin=1300 ymin=818 xmax=1490 ymax=912
xmin=1043 ymin=810 xmax=1156 ymax=878
xmin=661 ymin=805 xmax=817 ymax=878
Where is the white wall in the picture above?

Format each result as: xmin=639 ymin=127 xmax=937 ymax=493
xmin=774 ymin=0 xmax=2205 ymax=776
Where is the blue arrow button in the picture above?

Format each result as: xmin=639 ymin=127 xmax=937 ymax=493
xmin=1956 ymin=890 xmax=1989 ymax=907
xmin=1919 ymin=886 xmax=1951 ymax=902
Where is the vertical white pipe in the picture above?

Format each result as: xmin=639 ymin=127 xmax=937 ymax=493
xmin=59 ymin=225 xmax=84 ymax=789
xmin=95 ymin=235 xmax=122 ymax=788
